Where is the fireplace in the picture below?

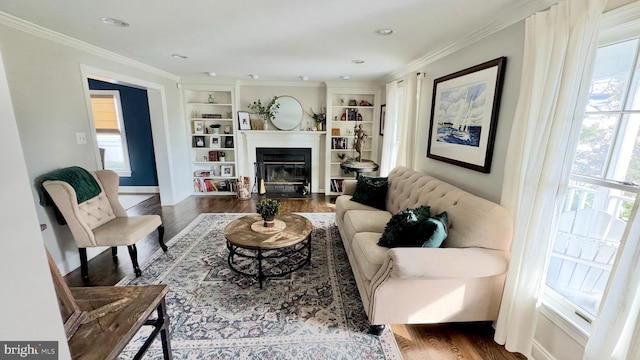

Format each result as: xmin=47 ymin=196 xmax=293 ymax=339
xmin=256 ymin=147 xmax=311 ymax=198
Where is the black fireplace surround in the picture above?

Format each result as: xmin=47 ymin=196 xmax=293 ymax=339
xmin=256 ymin=147 xmax=311 ymax=198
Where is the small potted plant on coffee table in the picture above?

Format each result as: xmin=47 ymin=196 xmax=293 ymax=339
xmin=256 ymin=199 xmax=282 ymax=227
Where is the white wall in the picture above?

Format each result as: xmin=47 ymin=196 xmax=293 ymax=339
xmin=0 ymin=49 xmax=70 ymax=358
xmin=0 ymin=23 xmax=189 ymax=274
xmin=413 ymin=22 xmax=525 ymax=203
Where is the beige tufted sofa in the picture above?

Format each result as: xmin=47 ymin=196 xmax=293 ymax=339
xmin=335 ymin=167 xmax=513 ymax=332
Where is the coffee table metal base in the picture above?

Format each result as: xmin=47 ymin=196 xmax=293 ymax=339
xmin=226 ymin=236 xmax=311 ymax=288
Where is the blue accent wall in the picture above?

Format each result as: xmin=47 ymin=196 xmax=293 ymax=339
xmin=88 ymin=79 xmax=158 ymax=186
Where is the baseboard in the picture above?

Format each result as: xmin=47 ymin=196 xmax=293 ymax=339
xmin=118 ymin=186 xmax=159 ymax=193
xmin=532 ymin=339 xmax=556 ymax=360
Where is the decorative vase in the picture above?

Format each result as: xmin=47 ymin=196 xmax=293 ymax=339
xmin=263 ymin=217 xmax=275 ymax=227
xmin=316 ymin=122 xmax=323 ymax=131
xmin=208 ymin=94 xmax=214 ymax=103
xmin=213 ymin=128 xmax=219 ymax=134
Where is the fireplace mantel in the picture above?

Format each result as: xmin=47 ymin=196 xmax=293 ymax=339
xmin=241 ymin=131 xmax=326 ymax=193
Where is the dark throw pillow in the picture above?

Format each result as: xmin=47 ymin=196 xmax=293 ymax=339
xmin=350 ymin=176 xmax=388 ymax=210
xmin=377 ymin=206 xmax=433 ymax=248
xmin=422 ymin=211 xmax=449 ymax=248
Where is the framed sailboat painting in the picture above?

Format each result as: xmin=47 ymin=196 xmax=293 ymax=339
xmin=427 ymin=57 xmax=506 ymax=173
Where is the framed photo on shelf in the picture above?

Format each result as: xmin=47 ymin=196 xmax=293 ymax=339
xmin=379 ymin=104 xmax=386 ymax=136
xmin=224 ymin=136 xmax=234 ymax=148
xmin=193 ymin=120 xmax=204 ymax=134
xmin=193 ymin=136 xmax=206 ymax=148
xmin=221 ymin=165 xmax=233 ymax=177
xmin=331 ymin=137 xmax=348 ymax=150
xmin=427 ymin=57 xmax=506 ymax=173
xmin=238 ymin=111 xmax=251 ymax=130
xmin=210 ymin=135 xmax=221 ymax=148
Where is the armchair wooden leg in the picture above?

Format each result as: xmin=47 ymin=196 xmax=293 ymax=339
xmin=79 ymin=248 xmax=89 ymax=282
xmin=158 ymin=225 xmax=168 ymax=252
xmin=111 ymin=247 xmax=118 ymax=260
xmin=368 ymin=324 xmax=385 ymax=336
xmin=127 ymin=244 xmax=142 ymax=277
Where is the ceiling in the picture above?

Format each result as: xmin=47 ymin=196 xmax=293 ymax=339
xmin=0 ymin=0 xmax=554 ymax=82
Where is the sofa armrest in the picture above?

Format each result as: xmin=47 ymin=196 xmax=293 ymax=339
xmin=342 ymin=180 xmax=358 ymax=195
xmin=387 ymin=247 xmax=510 ymax=279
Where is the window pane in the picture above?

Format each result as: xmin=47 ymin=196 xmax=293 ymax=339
xmin=621 ymin=114 xmax=640 ymax=184
xmin=96 ymin=133 xmax=127 ymax=171
xmin=587 ymin=39 xmax=638 ymax=112
xmin=547 ymin=180 xmax=635 ymax=316
xmin=572 ymin=114 xmax=617 ymax=177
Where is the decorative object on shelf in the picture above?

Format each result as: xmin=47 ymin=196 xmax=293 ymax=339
xmin=210 ymin=135 xmax=221 ymax=148
xmin=218 ymin=151 xmax=226 ymax=162
xmin=208 ymin=94 xmax=215 ymax=103
xmin=427 ymin=57 xmax=507 ymax=173
xmin=348 ymin=99 xmax=358 ymax=106
xmin=221 ymin=165 xmax=233 ymax=177
xmin=193 ymin=136 xmax=205 ymax=148
xmin=208 ymin=151 xmax=218 ymax=162
xmin=306 ymin=107 xmax=326 ymax=132
xmin=223 ymin=125 xmax=231 ymax=134
xmin=193 ymin=120 xmax=204 ymax=134
xmin=359 ymin=100 xmax=373 ymax=106
xmin=224 ymin=136 xmax=234 ymax=148
xmin=238 ymin=111 xmax=251 ymax=130
xmin=379 ymin=104 xmax=386 ymax=136
xmin=332 ymin=128 xmax=341 ymax=136
xmin=337 ymin=153 xmax=348 ymax=161
xmin=255 ymin=199 xmax=282 ymax=227
xmin=248 ymin=96 xmax=280 ymax=124
xmin=226 ymin=111 xmax=233 ymax=119
xmin=354 ymin=124 xmax=368 ymax=161
xmin=210 ymin=124 xmax=221 ymax=134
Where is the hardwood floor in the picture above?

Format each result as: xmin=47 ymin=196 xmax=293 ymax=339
xmin=63 ymin=194 xmax=525 ymax=360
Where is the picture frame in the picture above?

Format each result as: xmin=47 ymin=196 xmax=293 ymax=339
xmin=238 ymin=111 xmax=251 ymax=130
xmin=193 ymin=136 xmax=206 ymax=148
xmin=210 ymin=135 xmax=221 ymax=148
xmin=427 ymin=57 xmax=507 ymax=173
xmin=221 ymin=165 xmax=233 ymax=177
xmin=331 ymin=128 xmax=341 ymax=136
xmin=332 ymin=137 xmax=348 ymax=150
xmin=379 ymin=104 xmax=386 ymax=136
xmin=193 ymin=120 xmax=204 ymax=134
xmin=224 ymin=136 xmax=234 ymax=148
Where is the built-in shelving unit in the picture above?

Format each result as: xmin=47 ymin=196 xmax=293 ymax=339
xmin=182 ymin=85 xmax=238 ymax=195
xmin=325 ymin=87 xmax=380 ymax=194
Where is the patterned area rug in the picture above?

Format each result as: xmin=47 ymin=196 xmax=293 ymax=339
xmin=117 ymin=213 xmax=402 ymax=359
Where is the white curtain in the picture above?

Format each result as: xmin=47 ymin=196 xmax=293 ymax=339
xmin=380 ymin=73 xmax=420 ymax=176
xmin=585 ymin=200 xmax=640 ymax=359
xmin=494 ymin=0 xmax=606 ymax=356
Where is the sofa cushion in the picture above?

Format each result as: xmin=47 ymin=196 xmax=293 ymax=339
xmin=378 ymin=206 xmax=434 ymax=248
xmin=351 ymin=176 xmax=388 ymax=210
xmin=422 ymin=212 xmax=449 ymax=248
xmin=352 ymin=232 xmax=389 ymax=282
xmin=343 ymin=210 xmax=391 ymax=245
xmin=335 ymin=195 xmax=379 ymax=225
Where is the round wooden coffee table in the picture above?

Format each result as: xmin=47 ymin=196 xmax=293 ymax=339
xmin=223 ymin=213 xmax=313 ymax=288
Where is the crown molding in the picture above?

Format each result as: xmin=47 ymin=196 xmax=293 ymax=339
xmin=0 ymin=11 xmax=180 ymax=82
xmin=236 ymin=79 xmax=326 ymax=87
xmin=600 ymin=0 xmax=640 ymax=41
xmin=381 ymin=0 xmax=557 ymax=84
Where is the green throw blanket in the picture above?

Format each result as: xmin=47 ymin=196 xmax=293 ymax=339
xmin=37 ymin=166 xmax=102 ymax=224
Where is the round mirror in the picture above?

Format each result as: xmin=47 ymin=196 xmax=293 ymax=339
xmin=271 ymin=96 xmax=303 ymax=130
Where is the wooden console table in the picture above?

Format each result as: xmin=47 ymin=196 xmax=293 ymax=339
xmin=68 ymin=285 xmax=172 ymax=360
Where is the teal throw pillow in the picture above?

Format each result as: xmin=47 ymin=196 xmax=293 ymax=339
xmin=422 ymin=211 xmax=449 ymax=248
xmin=378 ymin=206 xmax=433 ymax=248
xmin=350 ymin=176 xmax=388 ymax=210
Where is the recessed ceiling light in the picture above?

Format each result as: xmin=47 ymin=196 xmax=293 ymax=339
xmin=341 ymin=75 xmax=350 ymax=80
xmin=100 ymin=17 xmax=129 ymax=27
xmin=351 ymin=59 xmax=365 ymax=64
xmin=249 ymin=74 xmax=259 ymax=80
xmin=207 ymin=72 xmax=217 ymax=77
xmin=299 ymin=76 xmax=309 ymax=81
xmin=171 ymin=54 xmax=188 ymax=59
xmin=374 ymin=28 xmax=395 ymax=36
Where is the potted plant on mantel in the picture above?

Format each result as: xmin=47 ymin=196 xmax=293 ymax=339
xmin=307 ymin=107 xmax=326 ymax=131
xmin=256 ymin=199 xmax=282 ymax=227
xmin=248 ymin=97 xmax=280 ymax=130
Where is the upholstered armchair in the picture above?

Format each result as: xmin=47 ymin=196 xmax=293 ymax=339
xmin=43 ymin=169 xmax=166 ymax=281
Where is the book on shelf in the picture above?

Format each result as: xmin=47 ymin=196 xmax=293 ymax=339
xmin=193 ymin=178 xmax=218 ymax=192
xmin=208 ymin=151 xmax=218 ymax=162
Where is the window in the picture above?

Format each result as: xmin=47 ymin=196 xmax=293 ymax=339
xmin=544 ymin=36 xmax=640 ymax=327
xmin=90 ymin=90 xmax=131 ymax=177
